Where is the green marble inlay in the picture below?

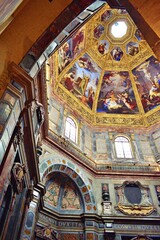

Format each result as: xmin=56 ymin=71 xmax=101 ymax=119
xmin=67 ymin=162 xmax=75 ymax=169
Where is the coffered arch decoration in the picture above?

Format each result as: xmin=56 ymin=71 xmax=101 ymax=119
xmin=40 ymin=159 xmax=97 ymax=214
xmin=115 ymin=181 xmax=156 ymax=216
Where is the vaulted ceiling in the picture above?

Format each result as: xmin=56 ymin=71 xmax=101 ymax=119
xmin=47 ymin=3 xmax=160 ymax=128
xmin=0 ymin=0 xmax=160 ymax=128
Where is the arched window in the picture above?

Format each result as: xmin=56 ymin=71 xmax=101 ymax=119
xmin=115 ymin=136 xmax=133 ymax=159
xmin=65 ymin=117 xmax=77 ymax=143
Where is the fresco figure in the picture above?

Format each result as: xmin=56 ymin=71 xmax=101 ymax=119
xmin=103 ymin=91 xmax=122 ymax=111
xmin=61 ymin=53 xmax=101 ymax=109
xmin=101 ymin=10 xmax=112 ymax=21
xmin=111 ymin=47 xmax=123 ymax=61
xmin=64 ymin=72 xmax=78 ymax=92
xmin=58 ymin=27 xmax=85 ymax=74
xmin=126 ymin=42 xmax=139 ymax=56
xmin=117 ymin=92 xmax=137 ymax=110
xmin=97 ymin=71 xmax=138 ymax=114
xmin=80 ymin=86 xmax=95 ymax=109
xmin=44 ymin=180 xmax=60 ymax=207
xmin=62 ymin=182 xmax=81 ymax=210
xmin=132 ymin=56 xmax=160 ymax=112
xmin=72 ymin=28 xmax=85 ymax=57
xmin=58 ymin=42 xmax=72 ymax=74
xmin=98 ymin=40 xmax=109 ymax=55
xmin=94 ymin=25 xmax=104 ymax=39
xmin=141 ymin=94 xmax=155 ymax=111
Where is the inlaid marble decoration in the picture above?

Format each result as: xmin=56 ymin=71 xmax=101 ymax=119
xmin=58 ymin=233 xmax=84 ymax=240
xmin=44 ymin=173 xmax=82 ymax=212
xmin=3 ymin=92 xmax=16 ymax=106
xmin=97 ymin=71 xmax=138 ymax=114
xmin=96 ymin=139 xmax=107 ymax=154
xmin=132 ymin=56 xmax=160 ymax=113
xmin=61 ymin=180 xmax=81 ymax=210
xmin=44 ymin=179 xmax=60 ymax=207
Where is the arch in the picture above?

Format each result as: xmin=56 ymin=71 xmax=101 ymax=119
xmin=44 ymin=171 xmax=84 ymax=214
xmin=40 ymin=159 xmax=97 ymax=214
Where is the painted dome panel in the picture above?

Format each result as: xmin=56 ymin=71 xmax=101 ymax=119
xmin=60 ymin=53 xmax=101 ymax=110
xmin=97 ymin=71 xmax=139 ymax=114
xmin=101 ymin=10 xmax=112 ymax=22
xmin=94 ymin=24 xmax=104 ymax=39
xmin=126 ymin=41 xmax=139 ymax=56
xmin=132 ymin=56 xmax=160 ymax=113
xmin=110 ymin=47 xmax=123 ymax=61
xmin=48 ymin=3 xmax=160 ymax=127
xmin=98 ymin=40 xmax=109 ymax=55
xmin=135 ymin=29 xmax=144 ymax=41
xmin=58 ymin=26 xmax=85 ymax=74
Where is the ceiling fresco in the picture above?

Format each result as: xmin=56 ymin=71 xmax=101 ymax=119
xmin=97 ymin=71 xmax=139 ymax=114
xmin=48 ymin=4 xmax=160 ymax=127
xmin=132 ymin=56 xmax=160 ymax=113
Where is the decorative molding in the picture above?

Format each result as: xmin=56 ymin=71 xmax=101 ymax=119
xmin=115 ymin=181 xmax=156 ymax=216
xmin=36 ymin=225 xmax=57 ymax=240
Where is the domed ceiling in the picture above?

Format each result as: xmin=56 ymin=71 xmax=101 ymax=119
xmin=47 ymin=4 xmax=160 ymax=128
